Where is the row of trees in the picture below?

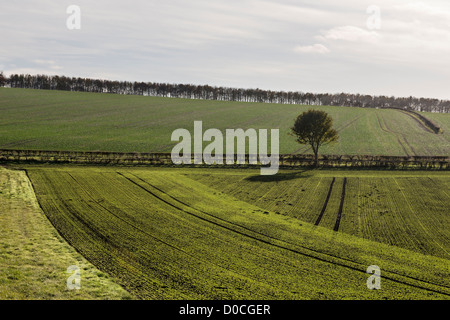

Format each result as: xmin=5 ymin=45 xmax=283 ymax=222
xmin=1 ymin=72 xmax=449 ymax=113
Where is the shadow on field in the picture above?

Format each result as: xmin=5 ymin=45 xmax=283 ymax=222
xmin=244 ymin=170 xmax=312 ymax=182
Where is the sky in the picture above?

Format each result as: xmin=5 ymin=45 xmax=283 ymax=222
xmin=1 ymin=0 xmax=450 ymax=100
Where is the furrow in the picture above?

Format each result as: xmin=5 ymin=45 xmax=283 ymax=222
xmin=120 ymin=171 xmax=450 ymax=295
xmin=334 ymin=178 xmax=347 ymax=232
xmin=315 ymin=177 xmax=335 ymax=226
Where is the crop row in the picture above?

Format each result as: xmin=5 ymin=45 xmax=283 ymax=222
xmin=26 ymin=167 xmax=450 ymax=298
xmin=25 ymin=169 xmax=374 ymax=299
xmin=128 ymin=169 xmax=450 ymax=292
xmin=189 ymin=171 xmax=450 ymax=260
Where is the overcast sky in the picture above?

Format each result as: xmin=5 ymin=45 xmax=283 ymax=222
xmin=1 ymin=0 xmax=450 ymax=99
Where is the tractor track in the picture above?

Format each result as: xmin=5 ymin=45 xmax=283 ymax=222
xmin=64 ymin=171 xmax=282 ymax=292
xmin=21 ymin=169 xmax=450 ymax=297
xmin=334 ymin=178 xmax=347 ymax=232
xmin=315 ymin=178 xmax=335 ymax=226
xmin=117 ymin=171 xmax=450 ymax=295
xmin=376 ymin=112 xmax=417 ymax=156
xmin=397 ymin=110 xmax=434 ymax=134
xmin=65 ymin=172 xmax=193 ymax=257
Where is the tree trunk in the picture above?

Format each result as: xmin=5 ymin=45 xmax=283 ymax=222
xmin=312 ymin=143 xmax=319 ymax=167
xmin=314 ymin=151 xmax=319 ymax=168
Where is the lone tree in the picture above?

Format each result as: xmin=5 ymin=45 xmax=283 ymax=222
xmin=291 ymin=110 xmax=338 ymax=167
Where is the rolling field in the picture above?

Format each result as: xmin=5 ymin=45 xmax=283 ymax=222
xmin=188 ymin=169 xmax=450 ymax=260
xmin=21 ymin=165 xmax=450 ymax=299
xmin=1 ymin=88 xmax=449 ymax=300
xmin=0 ymin=167 xmax=133 ymax=299
xmin=0 ymin=88 xmax=449 ymax=156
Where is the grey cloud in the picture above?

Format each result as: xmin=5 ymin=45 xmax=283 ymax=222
xmin=1 ymin=0 xmax=450 ymax=99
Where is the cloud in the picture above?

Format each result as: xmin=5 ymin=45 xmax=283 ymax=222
xmin=33 ymin=59 xmax=63 ymax=70
xmin=294 ymin=44 xmax=330 ymax=54
xmin=394 ymin=1 xmax=450 ymax=18
xmin=1 ymin=0 xmax=450 ymax=99
xmin=323 ymin=26 xmax=381 ymax=43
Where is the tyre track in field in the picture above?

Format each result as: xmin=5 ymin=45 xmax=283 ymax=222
xmin=334 ymin=178 xmax=347 ymax=232
xmin=24 ymin=169 xmax=113 ymax=247
xmin=47 ymin=172 xmax=212 ymax=297
xmin=376 ymin=112 xmax=417 ymax=156
xmin=23 ymin=170 xmax=167 ymax=298
xmin=397 ymin=110 xmax=435 ymax=134
xmin=65 ymin=172 xmax=195 ymax=258
xmin=65 ymin=172 xmax=281 ymax=294
xmin=395 ymin=109 xmax=447 ymax=142
xmin=66 ymin=173 xmax=255 ymax=269
xmin=120 ymin=171 xmax=450 ymax=295
xmin=315 ymin=178 xmax=335 ymax=226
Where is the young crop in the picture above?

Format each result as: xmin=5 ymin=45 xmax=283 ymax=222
xmin=24 ymin=166 xmax=450 ymax=299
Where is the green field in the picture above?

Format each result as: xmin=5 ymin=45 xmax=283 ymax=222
xmin=0 ymin=167 xmax=133 ymax=299
xmin=188 ymin=169 xmax=450 ymax=259
xmin=17 ymin=165 xmax=449 ymax=300
xmin=0 ymin=88 xmax=449 ymax=156
xmin=1 ymin=88 xmax=449 ymax=300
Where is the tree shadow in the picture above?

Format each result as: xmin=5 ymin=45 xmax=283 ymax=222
xmin=244 ymin=169 xmax=313 ymax=182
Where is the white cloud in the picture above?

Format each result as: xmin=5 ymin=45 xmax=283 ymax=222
xmin=323 ymin=26 xmax=381 ymax=43
xmin=294 ymin=44 xmax=330 ymax=54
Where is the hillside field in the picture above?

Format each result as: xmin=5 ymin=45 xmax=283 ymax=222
xmin=0 ymin=88 xmax=449 ymax=156
xmin=15 ymin=165 xmax=449 ymax=300
xmin=1 ymin=87 xmax=449 ymax=301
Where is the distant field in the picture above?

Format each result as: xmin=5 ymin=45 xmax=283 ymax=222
xmin=23 ymin=165 xmax=450 ymax=299
xmin=0 ymin=88 xmax=448 ymax=156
